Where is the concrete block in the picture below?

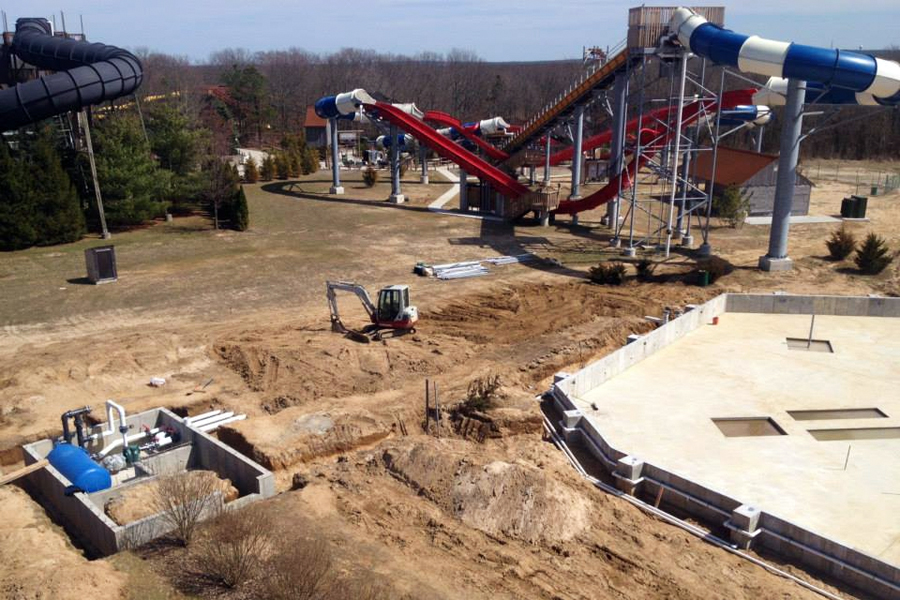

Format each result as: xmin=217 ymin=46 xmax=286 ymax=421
xmin=616 ymin=455 xmax=644 ymax=481
xmin=731 ymin=504 xmax=762 ymax=532
xmin=758 ymin=255 xmax=793 ymax=272
xmin=553 ymin=372 xmax=572 ymax=384
xmin=389 ymin=193 xmax=405 ymax=204
xmin=561 ymin=409 xmax=583 ymax=429
xmin=626 ymin=334 xmax=642 ymax=345
xmin=329 ymin=185 xmax=344 ymax=195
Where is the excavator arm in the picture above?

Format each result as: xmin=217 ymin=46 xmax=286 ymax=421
xmin=326 ymin=281 xmax=377 ymax=334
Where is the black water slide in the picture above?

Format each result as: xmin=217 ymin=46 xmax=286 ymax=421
xmin=0 ymin=18 xmax=142 ymax=132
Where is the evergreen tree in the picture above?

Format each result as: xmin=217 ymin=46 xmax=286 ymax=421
xmin=287 ymin=151 xmax=301 ymax=177
xmin=244 ymin=157 xmax=259 ymax=183
xmin=232 ymin=186 xmax=249 ymax=231
xmin=302 ymin=147 xmax=319 ymax=175
xmin=202 ymin=158 xmax=239 ymax=229
xmin=274 ymin=153 xmax=290 ymax=179
xmin=260 ymin=155 xmax=275 ymax=181
xmin=92 ymin=114 xmax=167 ymax=226
xmin=0 ymin=140 xmax=37 ymax=250
xmin=25 ymin=126 xmax=86 ymax=245
xmin=854 ymin=233 xmax=894 ymax=274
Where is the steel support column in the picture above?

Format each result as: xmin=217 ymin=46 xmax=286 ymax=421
xmin=759 ymin=79 xmax=805 ymax=272
xmin=569 ymin=105 xmax=584 ymax=200
xmin=389 ymin=124 xmax=404 ymax=203
xmin=543 ymin=133 xmax=551 ymax=184
xmin=329 ymin=118 xmax=343 ymax=195
xmin=459 ymin=170 xmax=468 ymax=211
xmin=606 ymin=71 xmax=628 ymax=229
xmin=419 ymin=145 xmax=428 ymax=184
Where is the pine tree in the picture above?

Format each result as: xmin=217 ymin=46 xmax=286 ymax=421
xmin=92 ymin=114 xmax=167 ymax=226
xmin=26 ymin=126 xmax=85 ymax=245
xmin=302 ymin=147 xmax=319 ymax=175
xmin=275 ymin=153 xmax=290 ymax=179
xmin=232 ymin=186 xmax=249 ymax=231
xmin=260 ymin=155 xmax=275 ymax=181
xmin=0 ymin=140 xmax=37 ymax=250
xmin=854 ymin=233 xmax=894 ymax=274
xmin=244 ymin=157 xmax=259 ymax=183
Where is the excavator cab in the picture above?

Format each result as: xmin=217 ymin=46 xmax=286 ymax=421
xmin=375 ymin=285 xmax=416 ymax=329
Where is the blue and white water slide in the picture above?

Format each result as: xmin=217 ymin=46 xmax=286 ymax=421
xmin=670 ymin=7 xmax=900 ymax=106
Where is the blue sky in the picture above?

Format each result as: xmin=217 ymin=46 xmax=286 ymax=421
xmin=13 ymin=1 xmax=899 ymax=62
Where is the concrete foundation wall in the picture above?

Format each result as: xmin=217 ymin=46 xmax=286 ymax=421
xmin=23 ymin=407 xmax=274 ymax=556
xmin=553 ymin=293 xmax=900 ymax=599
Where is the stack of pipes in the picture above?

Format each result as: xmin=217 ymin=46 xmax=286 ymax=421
xmin=184 ymin=409 xmax=247 ymax=433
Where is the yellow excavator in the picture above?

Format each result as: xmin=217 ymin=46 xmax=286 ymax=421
xmin=326 ymin=281 xmax=418 ymax=342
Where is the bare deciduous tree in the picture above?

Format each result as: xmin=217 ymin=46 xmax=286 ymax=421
xmin=152 ymin=472 xmax=220 ymax=546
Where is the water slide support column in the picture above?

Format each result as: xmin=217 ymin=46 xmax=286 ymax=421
xmin=419 ymin=145 xmax=428 ymax=184
xmin=664 ymin=50 xmax=688 ymax=258
xmin=389 ymin=124 xmax=405 ymax=204
xmin=543 ymin=133 xmax=551 ymax=184
xmin=459 ymin=170 xmax=468 ymax=212
xmin=329 ymin=118 xmax=343 ymax=195
xmin=759 ymin=79 xmax=805 ymax=271
xmin=569 ymin=105 xmax=584 ymax=200
xmin=605 ymin=71 xmax=628 ymax=233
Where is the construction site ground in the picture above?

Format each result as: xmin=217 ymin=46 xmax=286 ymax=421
xmin=1 ymin=161 xmax=898 ymax=599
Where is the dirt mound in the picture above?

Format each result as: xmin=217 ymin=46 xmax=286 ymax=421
xmin=104 ymin=470 xmax=239 ymax=525
xmin=424 ymin=281 xmax=709 ymax=344
xmin=215 ymin=327 xmax=463 ymax=413
xmin=0 ymin=486 xmax=126 ymax=599
xmin=382 ymin=441 xmax=591 ymax=544
xmin=217 ymin=407 xmax=392 ymax=470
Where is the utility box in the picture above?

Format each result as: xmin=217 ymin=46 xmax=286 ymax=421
xmin=84 ymin=245 xmax=118 ymax=284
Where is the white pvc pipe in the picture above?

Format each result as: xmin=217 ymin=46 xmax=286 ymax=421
xmin=98 ymin=427 xmax=160 ymax=458
xmin=198 ymin=414 xmax=246 ymax=432
xmin=189 ymin=411 xmax=235 ymax=428
xmin=103 ymin=400 xmax=129 ymax=451
xmin=185 ymin=409 xmax=222 ymax=424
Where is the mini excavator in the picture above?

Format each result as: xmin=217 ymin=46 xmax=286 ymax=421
xmin=325 ymin=281 xmax=418 ymax=342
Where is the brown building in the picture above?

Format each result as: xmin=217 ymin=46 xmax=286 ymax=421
xmin=693 ymin=147 xmax=812 ymax=216
xmin=304 ymin=106 xmax=329 ymax=148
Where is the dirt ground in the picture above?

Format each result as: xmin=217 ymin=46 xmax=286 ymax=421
xmin=1 ymin=162 xmax=897 ymax=599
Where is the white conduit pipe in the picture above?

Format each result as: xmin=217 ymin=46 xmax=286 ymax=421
xmin=98 ymin=427 xmax=160 ymax=458
xmin=198 ymin=414 xmax=246 ymax=433
xmin=103 ymin=400 xmax=129 ymax=452
xmin=185 ymin=409 xmax=222 ymax=425
xmin=188 ymin=411 xmax=235 ymax=428
xmin=542 ymin=419 xmax=847 ymax=600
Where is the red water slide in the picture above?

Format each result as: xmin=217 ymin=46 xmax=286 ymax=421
xmin=554 ymin=89 xmax=755 ymax=215
xmin=366 ymin=102 xmax=529 ymax=199
xmin=423 ymin=111 xmax=510 ymax=161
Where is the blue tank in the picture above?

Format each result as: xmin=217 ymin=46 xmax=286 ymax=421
xmin=47 ymin=443 xmax=111 ymax=493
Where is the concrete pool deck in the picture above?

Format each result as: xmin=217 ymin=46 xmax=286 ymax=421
xmin=572 ymin=311 xmax=900 ymax=568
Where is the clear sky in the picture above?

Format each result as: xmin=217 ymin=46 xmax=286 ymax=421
xmin=11 ymin=0 xmax=899 ymax=62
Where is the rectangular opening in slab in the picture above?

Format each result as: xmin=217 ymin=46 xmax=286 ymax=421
xmin=808 ymin=427 xmax=900 ymax=441
xmin=789 ymin=408 xmax=888 ymax=421
xmin=786 ymin=338 xmax=833 ymax=353
xmin=713 ymin=417 xmax=786 ymax=438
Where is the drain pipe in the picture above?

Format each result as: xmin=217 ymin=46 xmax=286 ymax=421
xmin=542 ymin=418 xmax=845 ymax=600
xmin=104 ymin=400 xmax=129 ymax=450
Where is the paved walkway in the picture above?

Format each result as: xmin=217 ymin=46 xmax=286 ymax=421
xmin=428 ymin=167 xmax=460 ymax=209
xmin=745 ymin=215 xmax=840 ymax=226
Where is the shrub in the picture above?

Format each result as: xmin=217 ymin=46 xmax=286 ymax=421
xmin=260 ymin=155 xmax=276 ymax=181
xmin=854 ymin=233 xmax=894 ymax=274
xmin=589 ymin=261 xmax=627 ymax=285
xmin=302 ymin=147 xmax=319 ymax=175
xmin=193 ymin=507 xmax=272 ymax=589
xmin=232 ymin=186 xmax=249 ymax=231
xmin=243 ymin=157 xmax=259 ymax=183
xmin=275 ymin=153 xmax=290 ymax=179
xmin=713 ymin=184 xmax=751 ymax=229
xmin=826 ymin=226 xmax=856 ymax=260
xmin=261 ymin=537 xmax=333 ymax=600
xmin=463 ymin=374 xmax=502 ymax=413
xmin=362 ymin=167 xmax=378 ymax=187
xmin=152 ymin=472 xmax=220 ymax=546
xmin=287 ymin=151 xmax=301 ymax=177
xmin=695 ymin=255 xmax=732 ymax=284
xmin=636 ymin=258 xmax=656 ymax=281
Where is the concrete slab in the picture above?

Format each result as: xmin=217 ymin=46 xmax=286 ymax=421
xmin=745 ymin=215 xmax=841 ymax=225
xmin=572 ymin=312 xmax=900 ymax=567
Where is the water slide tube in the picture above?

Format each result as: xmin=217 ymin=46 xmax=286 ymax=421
xmin=670 ymin=7 xmax=900 ymax=106
xmin=0 ymin=18 xmax=143 ymax=132
xmin=316 ymin=89 xmax=529 ymax=198
xmin=375 ymin=133 xmax=414 ymax=149
xmin=425 ymin=110 xmax=510 ymax=161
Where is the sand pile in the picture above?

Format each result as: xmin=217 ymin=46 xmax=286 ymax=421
xmin=382 ymin=441 xmax=591 ymax=544
xmin=104 ymin=470 xmax=238 ymax=525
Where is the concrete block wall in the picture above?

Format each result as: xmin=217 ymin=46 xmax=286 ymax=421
xmin=22 ymin=407 xmax=274 ymax=556
xmin=551 ymin=293 xmax=900 ymax=598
